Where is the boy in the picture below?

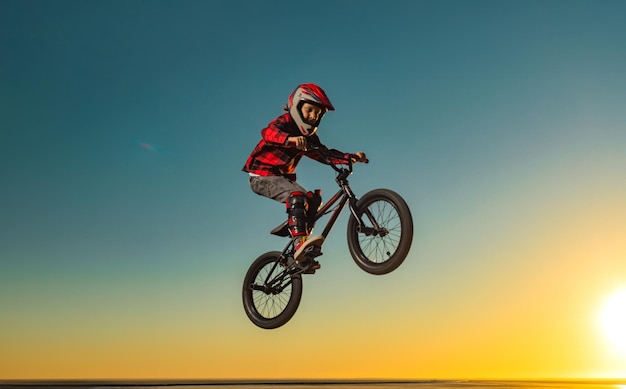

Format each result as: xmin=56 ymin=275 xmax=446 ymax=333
xmin=243 ymin=83 xmax=366 ymax=272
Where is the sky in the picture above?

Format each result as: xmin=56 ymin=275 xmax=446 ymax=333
xmin=1 ymin=0 xmax=626 ymax=381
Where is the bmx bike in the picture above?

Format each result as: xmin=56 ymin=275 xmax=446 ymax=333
xmin=242 ymin=148 xmax=413 ymax=329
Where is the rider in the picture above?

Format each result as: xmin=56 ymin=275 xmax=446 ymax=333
xmin=243 ymin=83 xmax=367 ymax=272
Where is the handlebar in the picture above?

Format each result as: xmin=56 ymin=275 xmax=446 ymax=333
xmin=306 ymin=145 xmax=368 ymax=177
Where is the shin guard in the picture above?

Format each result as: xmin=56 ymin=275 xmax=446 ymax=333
xmin=286 ymin=191 xmax=308 ymax=237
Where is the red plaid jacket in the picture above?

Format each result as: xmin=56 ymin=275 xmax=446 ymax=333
xmin=243 ymin=113 xmax=349 ymax=180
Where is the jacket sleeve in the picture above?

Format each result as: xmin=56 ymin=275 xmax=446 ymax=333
xmin=305 ymin=135 xmax=351 ymax=165
xmin=260 ymin=116 xmax=290 ymax=146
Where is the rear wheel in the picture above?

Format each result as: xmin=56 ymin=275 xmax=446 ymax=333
xmin=242 ymin=251 xmax=303 ymax=329
xmin=347 ymin=189 xmax=413 ymax=275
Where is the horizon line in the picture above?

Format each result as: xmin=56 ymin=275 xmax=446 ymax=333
xmin=2 ymin=377 xmax=626 ymax=387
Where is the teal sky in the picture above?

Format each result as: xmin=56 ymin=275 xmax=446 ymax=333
xmin=2 ymin=0 xmax=626 ymax=379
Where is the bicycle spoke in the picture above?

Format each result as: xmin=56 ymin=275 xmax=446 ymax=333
xmin=251 ymin=262 xmax=293 ymax=319
xmin=358 ymin=199 xmax=402 ymax=263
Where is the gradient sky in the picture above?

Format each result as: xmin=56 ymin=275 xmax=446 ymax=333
xmin=2 ymin=0 xmax=626 ymax=380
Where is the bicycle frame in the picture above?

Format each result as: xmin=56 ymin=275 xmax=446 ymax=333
xmin=317 ymin=173 xmax=356 ymax=238
xmin=245 ymin=146 xmax=413 ymax=328
xmin=263 ymin=151 xmax=381 ymax=283
xmin=317 ymin=160 xmax=383 ymax=239
xmin=265 ymin=168 xmax=359 ymax=284
xmin=278 ymin=158 xmax=381 ymax=261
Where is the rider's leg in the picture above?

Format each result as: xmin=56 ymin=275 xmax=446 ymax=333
xmin=249 ymin=175 xmax=307 ymax=203
xmin=250 ymin=176 xmax=323 ymax=270
xmin=286 ymin=191 xmax=324 ymax=266
xmin=286 ymin=191 xmax=308 ymax=238
xmin=301 ymin=190 xmax=324 ymax=273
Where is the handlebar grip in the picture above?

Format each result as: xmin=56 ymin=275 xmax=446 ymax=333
xmin=350 ymin=153 xmax=369 ymax=164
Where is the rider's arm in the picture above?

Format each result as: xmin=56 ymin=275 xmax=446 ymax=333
xmin=261 ymin=115 xmax=299 ymax=147
xmin=304 ymin=136 xmax=355 ymax=164
xmin=309 ymin=147 xmax=367 ymax=165
xmin=261 ymin=126 xmax=289 ymax=146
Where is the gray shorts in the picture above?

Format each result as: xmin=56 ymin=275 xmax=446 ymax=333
xmin=249 ymin=175 xmax=307 ymax=203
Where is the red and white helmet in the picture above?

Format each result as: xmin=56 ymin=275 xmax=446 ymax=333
xmin=287 ymin=83 xmax=335 ymax=136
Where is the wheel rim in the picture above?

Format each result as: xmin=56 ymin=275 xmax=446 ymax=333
xmin=250 ymin=262 xmax=293 ymax=320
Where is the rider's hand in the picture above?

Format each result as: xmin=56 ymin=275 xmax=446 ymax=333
xmin=288 ymin=136 xmax=308 ymax=150
xmin=351 ymin=151 xmax=368 ymax=164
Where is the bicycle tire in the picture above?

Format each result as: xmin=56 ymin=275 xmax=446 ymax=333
xmin=347 ymin=189 xmax=413 ymax=275
xmin=242 ymin=251 xmax=303 ymax=329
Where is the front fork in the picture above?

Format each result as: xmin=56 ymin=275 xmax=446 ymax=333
xmin=348 ymin=195 xmax=389 ymax=238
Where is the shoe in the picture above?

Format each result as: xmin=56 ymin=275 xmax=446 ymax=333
xmin=294 ymin=235 xmax=324 ymax=263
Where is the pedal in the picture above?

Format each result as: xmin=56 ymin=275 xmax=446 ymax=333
xmin=301 ymin=259 xmax=321 ymax=274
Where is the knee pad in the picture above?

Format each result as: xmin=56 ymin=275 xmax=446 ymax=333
xmin=286 ymin=191 xmax=307 ymax=213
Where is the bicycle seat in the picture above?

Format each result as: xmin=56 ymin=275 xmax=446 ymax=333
xmin=270 ymin=220 xmax=290 ymax=237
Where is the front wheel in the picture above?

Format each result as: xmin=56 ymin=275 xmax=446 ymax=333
xmin=347 ymin=189 xmax=413 ymax=275
xmin=242 ymin=251 xmax=303 ymax=329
